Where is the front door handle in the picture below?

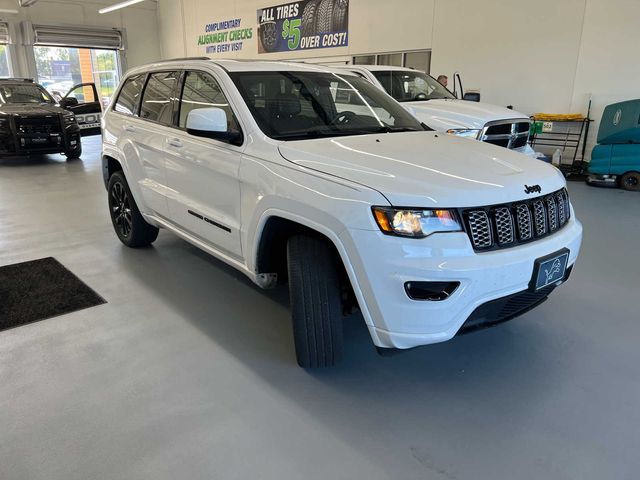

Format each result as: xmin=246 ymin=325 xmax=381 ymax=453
xmin=167 ymin=138 xmax=183 ymax=148
xmin=124 ymin=124 xmax=135 ymax=133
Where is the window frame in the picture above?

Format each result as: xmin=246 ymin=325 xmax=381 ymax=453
xmin=137 ymin=69 xmax=182 ymax=127
xmin=175 ymin=69 xmax=245 ymax=146
xmin=112 ymin=73 xmax=147 ymax=117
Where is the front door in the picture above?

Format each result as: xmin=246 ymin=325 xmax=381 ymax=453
xmin=164 ymin=70 xmax=244 ymax=260
xmin=62 ymin=83 xmax=102 ymax=135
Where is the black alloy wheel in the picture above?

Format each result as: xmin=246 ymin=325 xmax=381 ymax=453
xmin=107 ymin=171 xmax=159 ymax=247
xmin=110 ymin=180 xmax=133 ymax=239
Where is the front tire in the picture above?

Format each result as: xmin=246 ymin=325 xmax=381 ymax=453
xmin=64 ymin=145 xmax=82 ymax=160
xmin=287 ymin=234 xmax=344 ymax=368
xmin=108 ymin=171 xmax=159 ymax=247
xmin=620 ymin=171 xmax=640 ymax=191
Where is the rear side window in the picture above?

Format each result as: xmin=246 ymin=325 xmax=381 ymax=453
xmin=114 ymin=74 xmax=145 ymax=115
xmin=178 ymin=70 xmax=241 ymax=135
xmin=139 ymin=71 xmax=180 ymax=125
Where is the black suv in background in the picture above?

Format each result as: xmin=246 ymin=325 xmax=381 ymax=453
xmin=0 ymin=78 xmax=83 ymax=158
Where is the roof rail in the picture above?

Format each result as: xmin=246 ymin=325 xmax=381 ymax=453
xmin=2 ymin=77 xmax=34 ymax=82
xmin=161 ymin=56 xmax=211 ymax=62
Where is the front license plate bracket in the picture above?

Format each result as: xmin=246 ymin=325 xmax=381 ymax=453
xmin=529 ymin=248 xmax=570 ymax=291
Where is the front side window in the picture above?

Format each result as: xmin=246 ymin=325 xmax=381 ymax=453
xmin=139 ymin=71 xmax=179 ymax=124
xmin=114 ymin=74 xmax=145 ymax=115
xmin=231 ymin=71 xmax=424 ymax=141
xmin=0 ymin=83 xmax=53 ymax=104
xmin=372 ymin=70 xmax=454 ymax=102
xmin=178 ymin=70 xmax=241 ymax=136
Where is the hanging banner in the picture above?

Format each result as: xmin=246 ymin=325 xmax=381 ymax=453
xmin=257 ymin=0 xmax=349 ymax=54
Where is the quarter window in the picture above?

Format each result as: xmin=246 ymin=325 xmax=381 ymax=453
xmin=179 ymin=71 xmax=241 ymax=136
xmin=139 ymin=71 xmax=179 ymax=124
xmin=114 ymin=74 xmax=144 ymax=115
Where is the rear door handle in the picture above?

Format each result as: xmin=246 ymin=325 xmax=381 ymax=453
xmin=167 ymin=138 xmax=183 ymax=148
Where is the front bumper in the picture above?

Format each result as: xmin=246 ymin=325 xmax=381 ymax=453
xmin=586 ymin=174 xmax=618 ymax=188
xmin=340 ymin=214 xmax=583 ymax=349
xmin=0 ymin=118 xmax=80 ymax=156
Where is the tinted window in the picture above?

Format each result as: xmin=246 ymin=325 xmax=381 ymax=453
xmin=139 ymin=71 xmax=179 ymax=124
xmin=231 ymin=71 xmax=424 ymax=141
xmin=178 ymin=71 xmax=241 ymax=136
xmin=114 ymin=74 xmax=145 ymax=115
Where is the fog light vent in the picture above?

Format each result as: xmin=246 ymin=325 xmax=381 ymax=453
xmin=404 ymin=281 xmax=460 ymax=301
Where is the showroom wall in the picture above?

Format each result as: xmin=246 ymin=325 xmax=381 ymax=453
xmin=156 ymin=0 xmax=640 ymax=158
xmin=0 ymin=0 xmax=160 ymax=77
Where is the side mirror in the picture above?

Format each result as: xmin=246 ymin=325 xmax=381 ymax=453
xmin=463 ymin=92 xmax=481 ymax=102
xmin=59 ymin=97 xmax=79 ymax=108
xmin=186 ymin=107 xmax=243 ymax=145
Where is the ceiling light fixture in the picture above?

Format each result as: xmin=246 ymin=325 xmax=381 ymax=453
xmin=98 ymin=0 xmax=146 ymax=14
xmin=0 ymin=9 xmax=19 ymax=14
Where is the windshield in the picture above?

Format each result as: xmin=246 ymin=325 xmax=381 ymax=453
xmin=0 ymin=83 xmax=54 ymax=105
xmin=231 ymin=71 xmax=425 ymax=141
xmin=372 ymin=70 xmax=455 ymax=102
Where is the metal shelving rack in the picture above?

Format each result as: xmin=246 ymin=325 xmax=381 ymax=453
xmin=530 ymin=117 xmax=592 ymax=175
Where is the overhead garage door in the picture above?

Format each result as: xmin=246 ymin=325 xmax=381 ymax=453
xmin=0 ymin=22 xmax=10 ymax=44
xmin=33 ymin=24 xmax=123 ymax=50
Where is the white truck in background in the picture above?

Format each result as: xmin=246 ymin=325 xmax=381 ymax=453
xmin=335 ymin=65 xmax=537 ymax=157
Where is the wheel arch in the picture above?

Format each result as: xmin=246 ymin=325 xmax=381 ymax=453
xmin=102 ymin=154 xmax=123 ymax=189
xmin=252 ymin=209 xmax=375 ymax=332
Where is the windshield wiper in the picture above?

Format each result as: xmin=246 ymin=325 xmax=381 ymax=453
xmin=372 ymin=126 xmax=423 ymax=133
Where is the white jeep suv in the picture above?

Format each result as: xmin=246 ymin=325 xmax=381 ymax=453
xmin=102 ymin=59 xmax=582 ymax=368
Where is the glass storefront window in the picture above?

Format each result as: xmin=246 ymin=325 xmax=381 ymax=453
xmin=0 ymin=45 xmax=10 ymax=77
xmin=34 ymin=46 xmax=120 ymax=106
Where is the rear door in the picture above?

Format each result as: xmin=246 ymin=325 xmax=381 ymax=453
xmin=62 ymin=83 xmax=102 ymax=135
xmin=126 ymin=70 xmax=181 ymax=218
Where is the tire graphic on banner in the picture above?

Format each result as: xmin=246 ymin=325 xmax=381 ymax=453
xmin=316 ymin=0 xmax=334 ymax=34
xmin=301 ymin=0 xmax=319 ymax=37
xmin=332 ymin=0 xmax=348 ymax=32
xmin=260 ymin=20 xmax=278 ymax=52
xmin=257 ymin=0 xmax=349 ymax=53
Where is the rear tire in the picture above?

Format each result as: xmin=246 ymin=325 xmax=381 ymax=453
xmin=108 ymin=171 xmax=159 ymax=247
xmin=620 ymin=171 xmax=640 ymax=191
xmin=287 ymin=234 xmax=344 ymax=368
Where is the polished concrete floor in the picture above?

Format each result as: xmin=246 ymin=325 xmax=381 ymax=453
xmin=0 ymin=137 xmax=638 ymax=480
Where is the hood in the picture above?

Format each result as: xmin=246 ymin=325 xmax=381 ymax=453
xmin=278 ymin=131 xmax=565 ymax=208
xmin=404 ymin=99 xmax=528 ymax=131
xmin=0 ymin=103 xmax=66 ymax=116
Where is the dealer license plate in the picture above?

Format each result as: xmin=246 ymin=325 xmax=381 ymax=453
xmin=531 ymin=248 xmax=569 ymax=291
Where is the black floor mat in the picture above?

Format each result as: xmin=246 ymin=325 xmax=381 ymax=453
xmin=0 ymin=257 xmax=106 ymax=331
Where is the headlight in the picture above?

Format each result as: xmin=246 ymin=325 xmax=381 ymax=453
xmin=446 ymin=128 xmax=480 ymax=139
xmin=372 ymin=207 xmax=462 ymax=238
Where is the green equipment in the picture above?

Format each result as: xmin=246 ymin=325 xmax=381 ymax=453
xmin=587 ymin=99 xmax=640 ymax=191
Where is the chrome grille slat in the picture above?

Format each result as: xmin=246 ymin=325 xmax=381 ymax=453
xmin=546 ymin=196 xmax=558 ymax=231
xmin=515 ymin=204 xmax=533 ymax=241
xmin=462 ymin=188 xmax=570 ymax=251
xmin=556 ymin=191 xmax=566 ymax=225
xmin=533 ymin=200 xmax=547 ymax=236
xmin=466 ymin=211 xmax=492 ymax=248
xmin=494 ymin=207 xmax=514 ymax=245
